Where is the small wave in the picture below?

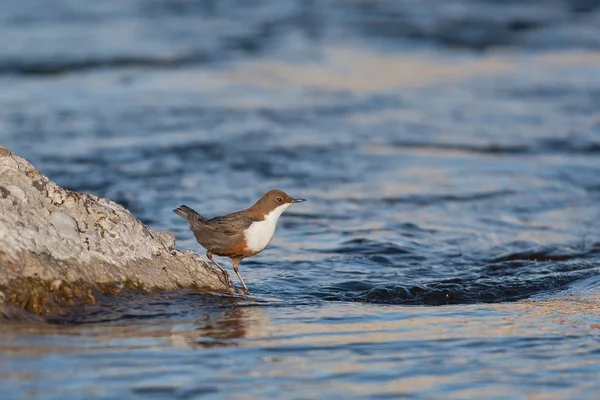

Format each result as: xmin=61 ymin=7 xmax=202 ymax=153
xmin=0 ymin=53 xmax=209 ymax=76
xmin=388 ymin=141 xmax=530 ymax=155
xmin=480 ymin=242 xmax=595 ymax=264
xmin=320 ymin=238 xmax=413 ymax=255
xmin=348 ymin=0 xmax=600 ymax=50
xmin=327 ymin=269 xmax=594 ymax=306
xmin=386 ymin=140 xmax=600 ymax=156
xmin=489 ymin=248 xmax=591 ymax=263
xmin=381 ymin=190 xmax=515 ymax=206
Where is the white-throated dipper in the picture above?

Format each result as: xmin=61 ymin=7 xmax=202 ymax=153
xmin=173 ymin=189 xmax=305 ymax=294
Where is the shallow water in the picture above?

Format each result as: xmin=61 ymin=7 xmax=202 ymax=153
xmin=2 ymin=0 xmax=600 ymax=398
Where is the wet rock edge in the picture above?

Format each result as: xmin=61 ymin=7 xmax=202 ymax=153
xmin=0 ymin=146 xmax=233 ymax=322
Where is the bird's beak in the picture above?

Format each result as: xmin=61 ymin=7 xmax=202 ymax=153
xmin=292 ymin=198 xmax=306 ymax=203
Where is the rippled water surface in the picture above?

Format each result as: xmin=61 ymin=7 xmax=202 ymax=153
xmin=2 ymin=0 xmax=600 ymax=398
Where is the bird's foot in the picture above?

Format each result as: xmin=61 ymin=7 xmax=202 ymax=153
xmin=222 ymin=272 xmax=234 ymax=290
xmin=212 ymin=268 xmax=234 ymax=291
xmin=236 ymin=287 xmax=250 ymax=295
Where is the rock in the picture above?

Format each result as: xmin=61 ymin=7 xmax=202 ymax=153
xmin=0 ymin=146 xmax=233 ymax=320
xmin=49 ymin=211 xmax=80 ymax=240
xmin=50 ymin=279 xmax=63 ymax=291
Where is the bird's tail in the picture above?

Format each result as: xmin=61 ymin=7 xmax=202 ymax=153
xmin=173 ymin=205 xmax=206 ymax=223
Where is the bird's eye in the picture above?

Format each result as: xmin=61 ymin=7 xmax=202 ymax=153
xmin=277 ymin=197 xmax=283 ymax=203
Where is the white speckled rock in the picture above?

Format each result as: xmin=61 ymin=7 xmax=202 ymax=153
xmin=49 ymin=211 xmax=80 ymax=240
xmin=0 ymin=146 xmax=231 ymax=299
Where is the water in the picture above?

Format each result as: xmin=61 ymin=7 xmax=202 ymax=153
xmin=2 ymin=0 xmax=600 ymax=398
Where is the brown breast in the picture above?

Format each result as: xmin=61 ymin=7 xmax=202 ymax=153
xmin=212 ymin=237 xmax=253 ymax=259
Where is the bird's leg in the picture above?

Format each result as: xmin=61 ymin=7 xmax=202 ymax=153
xmin=206 ymin=251 xmax=227 ymax=275
xmin=206 ymin=251 xmax=233 ymax=289
xmin=232 ymin=258 xmax=249 ymax=295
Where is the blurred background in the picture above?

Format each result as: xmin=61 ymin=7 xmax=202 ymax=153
xmin=2 ymin=0 xmax=600 ymax=399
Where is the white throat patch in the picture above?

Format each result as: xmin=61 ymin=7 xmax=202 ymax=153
xmin=244 ymin=203 xmax=291 ymax=253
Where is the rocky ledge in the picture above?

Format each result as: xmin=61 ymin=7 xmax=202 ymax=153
xmin=0 ymin=146 xmax=232 ymax=321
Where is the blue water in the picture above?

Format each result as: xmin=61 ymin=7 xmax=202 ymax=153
xmin=1 ymin=0 xmax=600 ymax=398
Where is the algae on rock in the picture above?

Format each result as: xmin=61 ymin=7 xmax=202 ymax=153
xmin=0 ymin=146 xmax=233 ymax=319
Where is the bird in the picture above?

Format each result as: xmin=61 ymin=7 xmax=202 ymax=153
xmin=173 ymin=189 xmax=305 ymax=294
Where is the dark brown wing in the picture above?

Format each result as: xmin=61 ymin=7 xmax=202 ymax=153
xmin=186 ymin=211 xmax=259 ymax=257
xmin=204 ymin=212 xmax=256 ymax=236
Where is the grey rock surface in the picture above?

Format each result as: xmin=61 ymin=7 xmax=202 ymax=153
xmin=0 ymin=145 xmax=232 ymax=314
